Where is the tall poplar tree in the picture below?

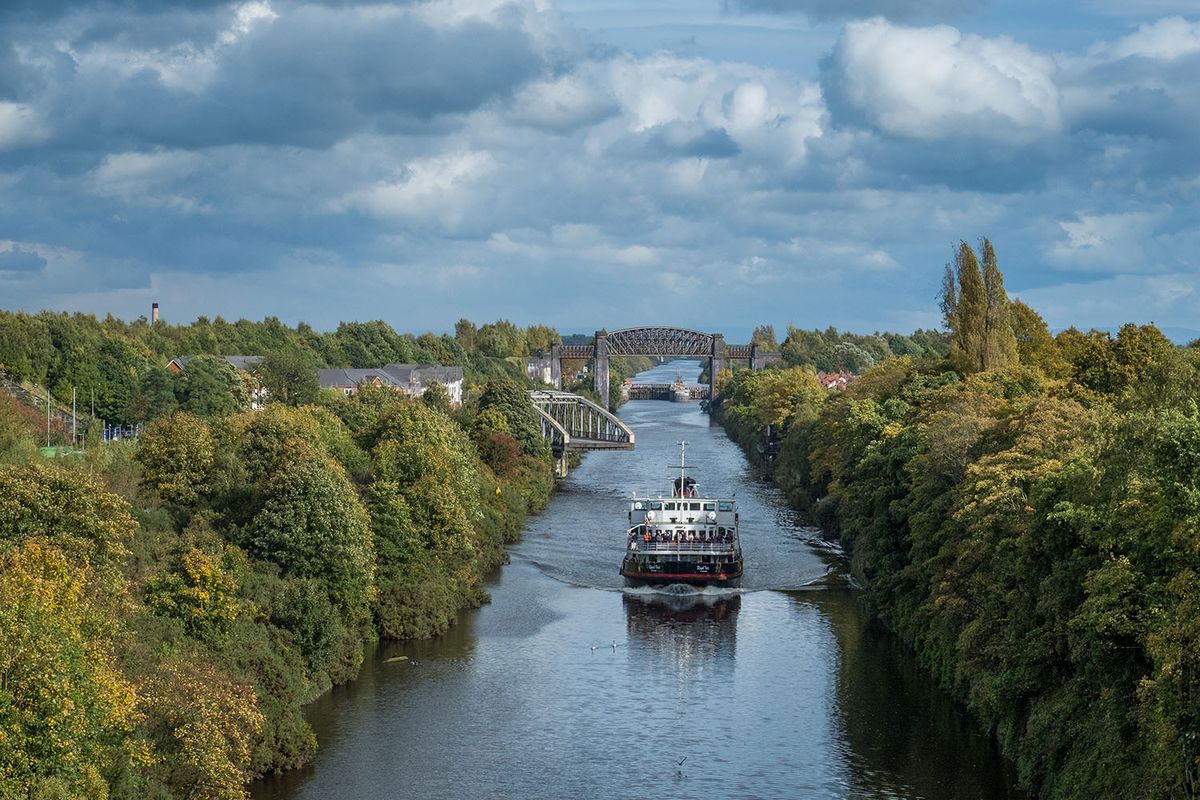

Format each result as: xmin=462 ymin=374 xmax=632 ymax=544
xmin=940 ymin=239 xmax=1018 ymax=374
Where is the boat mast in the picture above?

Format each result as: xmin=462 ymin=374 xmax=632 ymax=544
xmin=679 ymin=440 xmax=687 ymax=496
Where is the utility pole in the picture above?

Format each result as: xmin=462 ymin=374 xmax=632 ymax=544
xmin=46 ymin=385 xmax=50 ymax=448
xmin=72 ymin=387 xmax=77 ymax=448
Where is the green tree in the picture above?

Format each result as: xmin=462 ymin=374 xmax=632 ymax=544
xmin=145 ymin=546 xmax=243 ymax=639
xmin=751 ymin=324 xmax=779 ymax=350
xmin=477 ymin=380 xmax=547 ymax=457
xmin=179 ymin=356 xmax=249 ymax=417
xmin=136 ymin=412 xmax=215 ymax=507
xmin=941 ymin=239 xmax=1018 ymax=374
xmin=258 ymin=350 xmax=318 ymax=406
xmin=124 ymin=366 xmax=179 ymax=425
xmin=421 ymin=381 xmax=452 ymax=415
xmin=245 ymin=441 xmax=375 ymax=618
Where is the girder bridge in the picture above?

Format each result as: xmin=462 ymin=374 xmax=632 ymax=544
xmin=529 ymin=390 xmax=635 ymax=478
xmin=530 ymin=327 xmax=781 ymax=408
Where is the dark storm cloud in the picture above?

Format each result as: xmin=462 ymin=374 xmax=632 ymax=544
xmin=721 ymin=0 xmax=982 ymax=21
xmin=34 ymin=6 xmax=547 ymax=151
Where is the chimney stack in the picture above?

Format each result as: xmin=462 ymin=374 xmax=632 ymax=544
xmin=152 ymin=302 xmax=159 ymax=324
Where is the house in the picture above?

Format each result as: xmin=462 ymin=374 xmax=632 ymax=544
xmin=318 ymin=364 xmax=465 ymax=406
xmin=816 ymin=369 xmax=857 ymax=391
xmin=166 ymin=355 xmax=264 ymax=374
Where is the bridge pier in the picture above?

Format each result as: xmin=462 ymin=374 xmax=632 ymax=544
xmin=593 ymin=330 xmax=610 ymax=409
xmin=550 ymin=343 xmax=562 ymax=390
xmin=710 ymin=333 xmax=725 ymax=399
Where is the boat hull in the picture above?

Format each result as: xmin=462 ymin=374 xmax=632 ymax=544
xmin=620 ymin=556 xmax=743 ymax=587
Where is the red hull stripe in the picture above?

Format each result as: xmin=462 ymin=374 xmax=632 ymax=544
xmin=623 ymin=572 xmax=737 ymax=580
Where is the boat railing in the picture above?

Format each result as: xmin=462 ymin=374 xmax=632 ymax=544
xmin=626 ymin=541 xmax=739 ymax=554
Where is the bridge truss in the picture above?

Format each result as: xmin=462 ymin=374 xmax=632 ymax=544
xmin=529 ymin=390 xmax=635 ymax=477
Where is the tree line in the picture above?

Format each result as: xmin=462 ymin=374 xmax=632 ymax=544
xmin=714 ymin=239 xmax=1200 ymax=800
xmin=0 ymin=313 xmax=571 ymax=428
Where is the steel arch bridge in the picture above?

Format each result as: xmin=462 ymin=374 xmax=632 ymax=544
xmin=543 ymin=327 xmax=780 ymax=408
xmin=529 ymin=390 xmax=635 ymax=477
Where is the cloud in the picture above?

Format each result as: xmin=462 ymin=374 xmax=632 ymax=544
xmin=336 ymin=150 xmax=498 ymax=229
xmin=722 ymin=0 xmax=981 ymax=22
xmin=1103 ymin=16 xmax=1200 ymax=60
xmin=823 ymin=18 xmax=1062 ymax=142
xmin=0 ymin=245 xmax=48 ymax=276
xmin=0 ymin=102 xmax=49 ymax=150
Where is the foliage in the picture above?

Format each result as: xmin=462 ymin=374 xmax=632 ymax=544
xmin=477 ymin=379 xmax=548 ymax=457
xmin=244 ymin=440 xmax=375 ymax=619
xmin=178 ymin=356 xmax=250 ymax=417
xmin=940 ymin=238 xmax=1018 ymax=374
xmin=720 ymin=255 xmax=1200 ymax=798
xmin=0 ymin=540 xmax=138 ymax=800
xmin=257 ymin=351 xmax=318 ymax=407
xmin=145 ymin=546 xmax=244 ymax=639
xmin=137 ymin=412 xmax=215 ymax=508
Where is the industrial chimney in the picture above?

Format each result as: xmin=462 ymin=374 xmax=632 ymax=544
xmin=152 ymin=302 xmax=159 ymax=324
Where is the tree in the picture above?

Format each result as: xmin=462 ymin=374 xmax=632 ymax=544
xmin=124 ymin=366 xmax=179 ymax=424
xmin=477 ymin=380 xmax=548 ymax=457
xmin=453 ymin=318 xmax=477 ymax=350
xmin=245 ymin=441 xmax=375 ymax=618
xmin=258 ymin=350 xmax=318 ymax=406
xmin=0 ymin=540 xmax=137 ymax=799
xmin=941 ymin=239 xmax=1018 ymax=374
xmin=1010 ymin=300 xmax=1066 ymax=378
xmin=179 ymin=356 xmax=249 ymax=417
xmin=751 ymin=324 xmax=779 ymax=350
xmin=141 ymin=656 xmax=263 ymax=800
xmin=524 ymin=324 xmax=560 ymax=354
xmin=421 ymin=381 xmax=452 ymax=414
xmin=145 ymin=546 xmax=243 ymax=639
xmin=137 ymin=411 xmax=215 ymax=507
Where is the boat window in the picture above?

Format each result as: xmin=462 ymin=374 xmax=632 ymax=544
xmin=650 ymin=501 xmax=662 ymax=510
xmin=719 ymin=501 xmax=734 ymax=512
xmin=703 ymin=503 xmax=715 ymax=511
xmin=689 ymin=502 xmax=700 ymax=511
xmin=664 ymin=502 xmax=676 ymax=511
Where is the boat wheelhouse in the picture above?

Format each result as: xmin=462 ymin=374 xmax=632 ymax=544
xmin=620 ymin=442 xmax=744 ymax=587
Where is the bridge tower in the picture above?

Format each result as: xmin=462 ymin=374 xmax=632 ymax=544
xmin=593 ymin=330 xmax=610 ymax=408
xmin=549 ymin=343 xmax=562 ymax=389
xmin=710 ymin=333 xmax=725 ymax=399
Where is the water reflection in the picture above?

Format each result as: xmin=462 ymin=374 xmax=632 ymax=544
xmin=622 ymin=590 xmax=740 ymax=665
xmin=801 ymin=590 xmax=1023 ymax=800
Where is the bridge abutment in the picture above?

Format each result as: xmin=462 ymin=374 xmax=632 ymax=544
xmin=593 ymin=330 xmax=610 ymax=408
xmin=550 ymin=343 xmax=562 ymax=389
xmin=710 ymin=333 xmax=725 ymax=399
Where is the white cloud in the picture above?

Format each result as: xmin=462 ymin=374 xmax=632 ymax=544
xmin=338 ymin=150 xmax=497 ymax=227
xmin=1045 ymin=209 xmax=1169 ymax=271
xmin=1097 ymin=16 xmax=1200 ymax=60
xmin=89 ymin=150 xmax=210 ymax=213
xmin=603 ymin=53 xmax=825 ymax=165
xmin=0 ymin=103 xmax=49 ymax=150
xmin=828 ymin=18 xmax=1062 ymax=142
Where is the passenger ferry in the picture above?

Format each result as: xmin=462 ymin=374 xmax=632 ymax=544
xmin=620 ymin=442 xmax=744 ymax=587
xmin=670 ymin=371 xmax=691 ymax=403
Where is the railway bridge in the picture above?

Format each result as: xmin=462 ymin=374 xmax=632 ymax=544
xmin=532 ymin=327 xmax=780 ymax=408
xmin=529 ymin=390 xmax=634 ymax=477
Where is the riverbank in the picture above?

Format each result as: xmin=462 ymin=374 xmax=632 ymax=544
xmin=711 ymin=341 xmax=1200 ymax=800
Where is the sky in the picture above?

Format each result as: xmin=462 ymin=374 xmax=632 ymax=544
xmin=1 ymin=0 xmax=1199 ymax=341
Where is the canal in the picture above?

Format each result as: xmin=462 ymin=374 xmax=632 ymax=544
xmin=252 ymin=360 xmax=1021 ymax=800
